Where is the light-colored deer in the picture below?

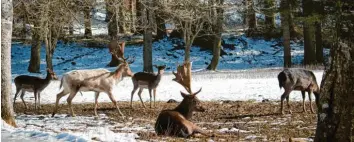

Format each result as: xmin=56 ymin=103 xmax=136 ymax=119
xmin=155 ymin=62 xmax=209 ymax=137
xmin=52 ymin=41 xmax=134 ymax=118
xmin=13 ymin=68 xmax=58 ymax=110
xmin=130 ymin=65 xmax=166 ymax=108
xmin=278 ymin=68 xmax=320 ymax=114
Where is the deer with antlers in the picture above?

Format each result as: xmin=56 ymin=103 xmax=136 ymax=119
xmin=155 ymin=62 xmax=209 ymax=137
xmin=52 ymin=41 xmax=134 ymax=118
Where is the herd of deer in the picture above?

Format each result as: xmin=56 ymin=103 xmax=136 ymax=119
xmin=12 ymin=42 xmax=321 ymax=137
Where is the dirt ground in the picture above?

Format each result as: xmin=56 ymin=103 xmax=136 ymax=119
xmin=14 ymin=101 xmax=317 ymax=142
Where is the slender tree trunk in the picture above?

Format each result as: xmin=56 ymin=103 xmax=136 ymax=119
xmin=136 ymin=0 xmax=144 ymax=34
xmin=247 ymin=0 xmax=257 ymax=29
xmin=118 ymin=4 xmax=126 ymax=34
xmin=303 ymin=0 xmax=316 ymax=66
xmin=143 ymin=1 xmax=153 ymax=72
xmin=130 ymin=0 xmax=136 ymax=33
xmin=288 ymin=0 xmax=297 ymax=39
xmin=1 ymin=0 xmax=17 ymax=127
xmin=315 ymin=22 xmax=323 ymax=64
xmin=155 ymin=13 xmax=165 ymax=40
xmin=84 ymin=5 xmax=92 ymax=38
xmin=207 ymin=0 xmax=224 ymax=70
xmin=28 ymin=21 xmax=41 ymax=73
xmin=264 ymin=0 xmax=275 ymax=34
xmin=281 ymin=0 xmax=291 ymax=67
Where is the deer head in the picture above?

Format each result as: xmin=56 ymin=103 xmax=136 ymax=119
xmin=46 ymin=68 xmax=58 ymax=80
xmin=154 ymin=65 xmax=166 ymax=74
xmin=180 ymin=88 xmax=205 ymax=112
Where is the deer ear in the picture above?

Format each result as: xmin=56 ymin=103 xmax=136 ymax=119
xmin=180 ymin=91 xmax=188 ymax=98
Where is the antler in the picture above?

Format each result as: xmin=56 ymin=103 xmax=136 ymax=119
xmin=173 ymin=62 xmax=192 ymax=94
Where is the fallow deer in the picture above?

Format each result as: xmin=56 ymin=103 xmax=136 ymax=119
xmin=130 ymin=65 xmax=166 ymax=108
xmin=155 ymin=62 xmax=209 ymax=137
xmin=52 ymin=41 xmax=134 ymax=118
xmin=278 ymin=68 xmax=320 ymax=114
xmin=13 ymin=68 xmax=58 ymax=110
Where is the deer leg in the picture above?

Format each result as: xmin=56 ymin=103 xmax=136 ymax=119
xmin=52 ymin=90 xmax=69 ymax=117
xmin=107 ymin=91 xmax=125 ymax=118
xmin=130 ymin=86 xmax=138 ymax=108
xmin=301 ymin=91 xmax=306 ymax=113
xmin=94 ymin=92 xmax=100 ymax=117
xmin=38 ymin=91 xmax=42 ymax=109
xmin=280 ymin=90 xmax=291 ymax=114
xmin=153 ymin=89 xmax=157 ymax=108
xmin=20 ymin=91 xmax=28 ymax=109
xmin=286 ymin=95 xmax=292 ymax=114
xmin=149 ymin=89 xmax=153 ymax=108
xmin=34 ymin=90 xmax=38 ymax=110
xmin=308 ymin=91 xmax=315 ymax=113
xmin=13 ymin=88 xmax=21 ymax=108
xmin=67 ymin=90 xmax=78 ymax=117
xmin=137 ymin=88 xmax=146 ymax=108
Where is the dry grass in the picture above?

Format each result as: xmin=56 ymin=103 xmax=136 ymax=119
xmin=14 ymin=101 xmax=317 ymax=141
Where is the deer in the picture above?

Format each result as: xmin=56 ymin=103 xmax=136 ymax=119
xmin=277 ymin=68 xmax=320 ymax=115
xmin=155 ymin=62 xmax=209 ymax=138
xmin=51 ymin=41 xmax=134 ymax=118
xmin=130 ymin=65 xmax=166 ymax=108
xmin=13 ymin=68 xmax=58 ymax=110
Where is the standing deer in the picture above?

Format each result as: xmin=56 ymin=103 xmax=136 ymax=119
xmin=130 ymin=65 xmax=166 ymax=108
xmin=13 ymin=68 xmax=58 ymax=110
xmin=155 ymin=62 xmax=209 ymax=137
xmin=277 ymin=68 xmax=320 ymax=114
xmin=52 ymin=42 xmax=134 ymax=118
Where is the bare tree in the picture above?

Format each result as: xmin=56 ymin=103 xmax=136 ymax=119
xmin=207 ymin=0 xmax=224 ymax=70
xmin=83 ymin=0 xmax=94 ymax=38
xmin=315 ymin=1 xmax=354 ymax=141
xmin=1 ymin=0 xmax=17 ymax=127
xmin=142 ymin=0 xmax=153 ymax=72
xmin=303 ymin=0 xmax=316 ymax=66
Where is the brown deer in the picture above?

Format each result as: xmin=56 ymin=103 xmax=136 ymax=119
xmin=155 ymin=62 xmax=209 ymax=137
xmin=13 ymin=68 xmax=58 ymax=110
xmin=52 ymin=42 xmax=134 ymax=118
xmin=130 ymin=65 xmax=166 ymax=108
xmin=278 ymin=68 xmax=320 ymax=114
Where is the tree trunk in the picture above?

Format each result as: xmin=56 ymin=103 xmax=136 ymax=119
xmin=84 ymin=5 xmax=92 ymax=38
xmin=143 ymin=1 xmax=153 ymax=72
xmin=315 ymin=22 xmax=323 ymax=65
xmin=136 ymin=0 xmax=144 ymax=34
xmin=107 ymin=0 xmax=118 ymax=39
xmin=288 ymin=0 xmax=297 ymax=39
xmin=315 ymin=41 xmax=354 ymax=141
xmin=303 ymin=0 xmax=316 ymax=66
xmin=28 ymin=21 xmax=41 ymax=73
xmin=281 ymin=0 xmax=291 ymax=67
xmin=247 ymin=0 xmax=257 ymax=29
xmin=118 ymin=4 xmax=126 ymax=34
xmin=207 ymin=0 xmax=224 ymax=70
xmin=1 ymin=0 xmax=17 ymax=127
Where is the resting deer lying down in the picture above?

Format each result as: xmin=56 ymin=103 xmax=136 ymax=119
xmin=13 ymin=68 xmax=58 ymax=110
xmin=130 ymin=65 xmax=166 ymax=108
xmin=155 ymin=62 xmax=209 ymax=137
xmin=278 ymin=68 xmax=320 ymax=114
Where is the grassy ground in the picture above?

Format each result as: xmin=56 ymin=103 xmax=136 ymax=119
xmin=14 ymin=101 xmax=317 ymax=141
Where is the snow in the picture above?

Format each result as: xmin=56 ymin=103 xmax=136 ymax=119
xmin=2 ymin=114 xmax=139 ymax=142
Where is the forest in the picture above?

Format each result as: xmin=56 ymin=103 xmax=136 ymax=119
xmin=1 ymin=0 xmax=353 ymax=141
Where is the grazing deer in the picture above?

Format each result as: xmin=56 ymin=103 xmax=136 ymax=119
xmin=277 ymin=68 xmax=320 ymax=114
xmin=13 ymin=68 xmax=58 ymax=110
xmin=130 ymin=65 xmax=166 ymax=108
xmin=155 ymin=62 xmax=209 ymax=137
xmin=52 ymin=42 xmax=134 ymax=118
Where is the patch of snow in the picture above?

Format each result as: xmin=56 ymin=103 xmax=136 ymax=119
xmin=218 ymin=127 xmax=252 ymax=133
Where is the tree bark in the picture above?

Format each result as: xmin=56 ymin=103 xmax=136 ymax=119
xmin=28 ymin=21 xmax=41 ymax=73
xmin=143 ymin=0 xmax=153 ymax=72
xmin=315 ymin=41 xmax=354 ymax=142
xmin=1 ymin=0 xmax=17 ymax=127
xmin=207 ymin=0 xmax=224 ymax=70
xmin=302 ymin=0 xmax=316 ymax=66
xmin=84 ymin=5 xmax=92 ymax=38
xmin=314 ymin=1 xmax=324 ymax=64
xmin=130 ymin=0 xmax=136 ymax=33
xmin=135 ymin=0 xmax=144 ymax=34
xmin=281 ymin=0 xmax=291 ymax=67
xmin=106 ymin=0 xmax=118 ymax=39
